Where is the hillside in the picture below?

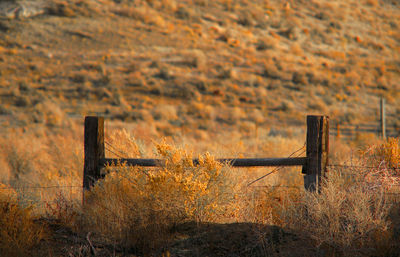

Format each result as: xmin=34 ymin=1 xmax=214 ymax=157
xmin=0 ymin=0 xmax=399 ymax=136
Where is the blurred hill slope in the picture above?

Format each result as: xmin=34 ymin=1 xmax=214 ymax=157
xmin=0 ymin=0 xmax=398 ymax=133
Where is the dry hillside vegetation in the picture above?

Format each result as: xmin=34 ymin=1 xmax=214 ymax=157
xmin=0 ymin=0 xmax=399 ymax=135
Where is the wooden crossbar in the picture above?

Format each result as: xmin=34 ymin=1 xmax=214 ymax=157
xmin=99 ymin=157 xmax=307 ymax=168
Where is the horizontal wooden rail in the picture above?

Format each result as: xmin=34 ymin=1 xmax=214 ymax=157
xmin=331 ymin=124 xmax=378 ymax=129
xmin=331 ymin=127 xmax=398 ymax=131
xmin=99 ymin=157 xmax=307 ymax=168
xmin=330 ymin=129 xmax=399 ymax=137
xmin=330 ymin=130 xmax=399 ymax=134
xmin=331 ymin=129 xmax=380 ymax=133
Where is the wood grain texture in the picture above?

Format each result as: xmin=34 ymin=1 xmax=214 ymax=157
xmin=304 ymin=115 xmax=329 ymax=192
xmin=83 ymin=116 xmax=104 ymax=191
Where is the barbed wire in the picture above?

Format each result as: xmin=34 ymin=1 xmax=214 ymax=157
xmin=105 ymin=146 xmax=125 ymax=159
xmin=328 ymin=164 xmax=400 ymax=170
xmin=2 ymin=139 xmax=398 ymax=196
xmin=0 ymin=185 xmax=83 ymax=190
xmin=105 ymin=141 xmax=126 ymax=159
xmin=252 ymin=185 xmax=303 ymax=189
xmin=247 ymin=142 xmax=306 ymax=187
xmin=103 ymin=140 xmax=310 ymax=191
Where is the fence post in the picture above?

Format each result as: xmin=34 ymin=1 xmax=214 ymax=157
xmin=304 ymin=115 xmax=329 ymax=192
xmin=83 ymin=116 xmax=104 ymax=201
xmin=380 ymin=98 xmax=386 ymax=140
xmin=355 ymin=125 xmax=360 ymax=141
xmin=336 ymin=123 xmax=340 ymax=139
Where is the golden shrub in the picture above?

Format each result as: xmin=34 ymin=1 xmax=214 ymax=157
xmin=82 ymin=142 xmax=243 ymax=252
xmin=377 ymin=138 xmax=400 ymax=171
xmin=362 ymin=137 xmax=400 ymax=175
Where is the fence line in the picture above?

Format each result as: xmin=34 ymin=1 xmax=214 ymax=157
xmin=0 ymin=185 xmax=83 ymax=190
xmin=328 ymin=164 xmax=400 ymax=170
xmin=7 ymin=163 xmax=398 ymax=192
xmin=83 ymin=115 xmax=330 ymax=204
xmin=330 ymin=98 xmax=399 ymax=139
xmin=3 ymin=165 xmax=397 ymax=192
xmin=330 ymin=124 xmax=399 ymax=139
xmin=105 ymin=138 xmax=308 ymax=187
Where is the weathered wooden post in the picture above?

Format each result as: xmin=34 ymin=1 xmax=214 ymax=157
xmin=303 ymin=115 xmax=329 ymax=192
xmin=83 ymin=116 xmax=104 ymax=202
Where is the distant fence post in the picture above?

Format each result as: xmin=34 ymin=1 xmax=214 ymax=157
xmin=83 ymin=116 xmax=105 ymax=202
xmin=304 ymin=115 xmax=329 ymax=192
xmin=380 ymin=98 xmax=386 ymax=140
xmin=355 ymin=125 xmax=360 ymax=141
xmin=336 ymin=123 xmax=340 ymax=139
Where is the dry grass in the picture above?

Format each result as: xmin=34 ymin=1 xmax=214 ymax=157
xmin=0 ymin=126 xmax=83 ymax=213
xmin=367 ymin=137 xmax=400 ymax=172
xmin=0 ymin=185 xmax=45 ymax=256
xmin=274 ymin=138 xmax=400 ymax=256
xmin=280 ymin=169 xmax=393 ymax=256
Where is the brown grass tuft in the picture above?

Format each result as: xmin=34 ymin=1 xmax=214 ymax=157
xmin=280 ymin=168 xmax=392 ymax=255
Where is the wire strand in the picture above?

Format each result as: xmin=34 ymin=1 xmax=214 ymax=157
xmin=0 ymin=185 xmax=82 ymax=190
xmin=252 ymin=185 xmax=303 ymax=189
xmin=247 ymin=143 xmax=306 ymax=187
xmin=105 ymin=141 xmax=128 ymax=158
xmin=328 ymin=164 xmax=400 ymax=170
xmin=105 ymin=146 xmax=125 ymax=159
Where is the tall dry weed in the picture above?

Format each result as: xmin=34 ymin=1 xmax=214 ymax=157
xmin=366 ymin=137 xmax=400 ymax=173
xmin=280 ymin=166 xmax=395 ymax=256
xmin=0 ymin=127 xmax=83 ymax=212
xmin=81 ymin=141 xmax=243 ymax=253
xmin=0 ymin=184 xmax=45 ymax=256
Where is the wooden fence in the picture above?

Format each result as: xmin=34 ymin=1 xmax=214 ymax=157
xmin=330 ymin=123 xmax=399 ymax=139
xmin=83 ymin=115 xmax=329 ymax=202
xmin=330 ymin=98 xmax=400 ymax=139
